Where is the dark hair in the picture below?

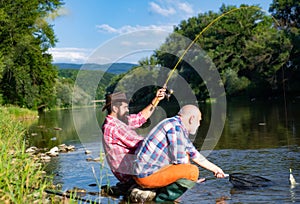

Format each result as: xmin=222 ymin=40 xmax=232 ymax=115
xmin=106 ymin=100 xmax=127 ymax=114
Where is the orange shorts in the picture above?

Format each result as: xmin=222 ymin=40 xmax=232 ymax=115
xmin=134 ymin=164 xmax=199 ymax=188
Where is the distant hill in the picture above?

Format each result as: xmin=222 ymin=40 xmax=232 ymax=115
xmin=53 ymin=63 xmax=138 ymax=74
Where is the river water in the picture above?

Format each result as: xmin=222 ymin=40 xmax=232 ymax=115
xmin=27 ymin=99 xmax=300 ymax=203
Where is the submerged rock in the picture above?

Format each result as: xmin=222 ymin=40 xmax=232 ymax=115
xmin=85 ymin=149 xmax=92 ymax=154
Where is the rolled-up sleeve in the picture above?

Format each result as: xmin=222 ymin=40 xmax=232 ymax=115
xmin=186 ymin=140 xmax=202 ymax=160
xmin=128 ymin=112 xmax=147 ymax=129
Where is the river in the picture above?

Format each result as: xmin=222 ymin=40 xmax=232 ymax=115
xmin=27 ymin=98 xmax=300 ymax=203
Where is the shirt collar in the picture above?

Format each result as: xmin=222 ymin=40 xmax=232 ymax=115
xmin=106 ymin=114 xmax=127 ymax=126
xmin=175 ymin=115 xmax=189 ymax=136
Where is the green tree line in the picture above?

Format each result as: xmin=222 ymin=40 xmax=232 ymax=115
xmin=110 ymin=1 xmax=300 ymax=103
xmin=1 ymin=1 xmax=299 ymax=110
xmin=170 ymin=1 xmax=299 ymax=99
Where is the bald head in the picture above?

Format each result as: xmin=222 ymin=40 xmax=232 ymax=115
xmin=178 ymin=105 xmax=201 ymax=117
xmin=178 ymin=105 xmax=202 ymax=135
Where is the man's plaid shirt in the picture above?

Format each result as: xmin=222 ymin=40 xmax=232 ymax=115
xmin=102 ymin=112 xmax=146 ymax=183
xmin=134 ymin=116 xmax=201 ymax=178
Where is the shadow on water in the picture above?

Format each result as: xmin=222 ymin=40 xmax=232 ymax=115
xmin=27 ymin=99 xmax=300 ymax=203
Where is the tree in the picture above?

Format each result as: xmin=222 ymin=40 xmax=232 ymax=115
xmin=269 ymin=0 xmax=300 ymax=28
xmin=155 ymin=4 xmax=291 ymax=99
xmin=270 ymin=0 xmax=300 ymax=93
xmin=0 ymin=0 xmax=63 ymax=109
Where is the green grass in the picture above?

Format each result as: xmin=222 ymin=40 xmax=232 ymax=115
xmin=0 ymin=106 xmax=51 ymax=203
xmin=2 ymin=105 xmax=38 ymax=121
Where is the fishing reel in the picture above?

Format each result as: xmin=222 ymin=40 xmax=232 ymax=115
xmin=165 ymin=88 xmax=174 ymax=101
xmin=153 ymin=86 xmax=174 ymax=108
xmin=162 ymin=83 xmax=174 ymax=101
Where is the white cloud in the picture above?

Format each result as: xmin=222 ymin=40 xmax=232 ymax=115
xmin=149 ymin=2 xmax=176 ymax=16
xmin=96 ymin=24 xmax=118 ymax=33
xmin=148 ymin=1 xmax=196 ymax=18
xmin=178 ymin=2 xmax=194 ymax=15
xmin=96 ymin=24 xmax=174 ymax=34
xmin=49 ymin=47 xmax=92 ymax=63
xmin=51 ymin=29 xmax=173 ymax=64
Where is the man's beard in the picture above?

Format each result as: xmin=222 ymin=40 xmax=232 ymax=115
xmin=118 ymin=112 xmax=129 ymax=124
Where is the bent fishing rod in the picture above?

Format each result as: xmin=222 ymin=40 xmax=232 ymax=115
xmin=152 ymin=5 xmax=279 ymax=106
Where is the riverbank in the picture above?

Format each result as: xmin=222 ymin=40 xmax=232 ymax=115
xmin=0 ymin=106 xmax=65 ymax=203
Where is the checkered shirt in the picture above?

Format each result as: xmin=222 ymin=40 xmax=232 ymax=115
xmin=134 ymin=116 xmax=202 ymax=178
xmin=102 ymin=112 xmax=146 ymax=183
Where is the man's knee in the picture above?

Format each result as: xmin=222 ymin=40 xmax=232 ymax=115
xmin=188 ymin=164 xmax=199 ymax=181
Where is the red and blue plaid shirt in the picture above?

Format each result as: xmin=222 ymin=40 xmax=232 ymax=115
xmin=102 ymin=112 xmax=146 ymax=183
xmin=134 ymin=116 xmax=201 ymax=178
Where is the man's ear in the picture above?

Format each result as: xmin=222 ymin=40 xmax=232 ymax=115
xmin=189 ymin=115 xmax=195 ymax=125
xmin=112 ymin=105 xmax=118 ymax=113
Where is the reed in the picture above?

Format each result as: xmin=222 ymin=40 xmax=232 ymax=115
xmin=0 ymin=106 xmax=50 ymax=203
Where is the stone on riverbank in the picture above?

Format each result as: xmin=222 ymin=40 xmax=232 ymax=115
xmin=26 ymin=146 xmax=39 ymax=154
xmin=58 ymin=144 xmax=75 ymax=152
xmin=46 ymin=146 xmax=59 ymax=157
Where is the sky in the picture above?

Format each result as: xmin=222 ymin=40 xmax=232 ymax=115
xmin=49 ymin=0 xmax=273 ymax=64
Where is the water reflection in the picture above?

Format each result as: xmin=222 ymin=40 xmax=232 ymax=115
xmin=27 ymin=100 xmax=300 ymax=203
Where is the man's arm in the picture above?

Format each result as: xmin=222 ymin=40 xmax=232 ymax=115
xmin=141 ymin=88 xmax=166 ymax=119
xmin=193 ymin=156 xmax=226 ymax=178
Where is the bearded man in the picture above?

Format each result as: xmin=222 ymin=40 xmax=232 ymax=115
xmin=101 ymin=89 xmax=165 ymax=184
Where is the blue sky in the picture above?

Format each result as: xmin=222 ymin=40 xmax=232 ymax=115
xmin=49 ymin=0 xmax=273 ymax=64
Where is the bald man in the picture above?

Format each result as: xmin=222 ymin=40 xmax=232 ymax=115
xmin=131 ymin=105 xmax=225 ymax=202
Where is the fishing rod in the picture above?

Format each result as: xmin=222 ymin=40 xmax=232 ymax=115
xmin=152 ymin=6 xmax=265 ymax=107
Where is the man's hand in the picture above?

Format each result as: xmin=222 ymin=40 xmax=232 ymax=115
xmin=156 ymin=88 xmax=166 ymax=101
xmin=214 ymin=168 xmax=226 ymax=178
xmin=142 ymin=88 xmax=167 ymax=119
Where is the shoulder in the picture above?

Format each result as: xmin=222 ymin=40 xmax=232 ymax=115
xmin=102 ymin=116 xmax=117 ymax=133
xmin=158 ymin=116 xmax=180 ymax=130
xmin=163 ymin=116 xmax=180 ymax=125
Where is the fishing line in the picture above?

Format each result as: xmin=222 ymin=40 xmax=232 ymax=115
xmin=163 ymin=6 xmax=268 ymax=88
xmin=154 ymin=6 xmax=276 ymax=106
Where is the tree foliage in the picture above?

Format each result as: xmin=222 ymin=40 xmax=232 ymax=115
xmin=153 ymin=4 xmax=293 ymax=99
xmin=270 ymin=0 xmax=300 ymax=92
xmin=0 ymin=0 xmax=63 ymax=109
xmin=57 ymin=69 xmax=114 ymax=108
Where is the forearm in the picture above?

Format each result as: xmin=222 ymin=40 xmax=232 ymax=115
xmin=141 ymin=88 xmax=166 ymax=119
xmin=193 ymin=156 xmax=224 ymax=177
xmin=141 ymin=97 xmax=158 ymax=119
